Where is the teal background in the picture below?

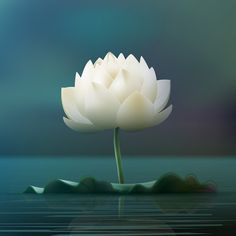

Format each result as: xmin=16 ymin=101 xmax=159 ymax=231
xmin=0 ymin=0 xmax=236 ymax=156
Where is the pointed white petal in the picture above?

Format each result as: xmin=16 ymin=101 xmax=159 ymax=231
xmin=117 ymin=53 xmax=125 ymax=64
xmin=93 ymin=66 xmax=113 ymax=87
xmin=141 ymin=67 xmax=157 ymax=102
xmin=140 ymin=56 xmax=149 ymax=71
xmin=109 ymin=69 xmax=142 ymax=102
xmin=125 ymin=54 xmax=139 ymax=65
xmin=94 ymin=57 xmax=103 ymax=67
xmin=61 ymin=87 xmax=92 ymax=124
xmin=103 ymin=52 xmax=119 ymax=78
xmin=63 ymin=117 xmax=97 ymax=132
xmin=153 ymin=105 xmax=172 ymax=126
xmin=85 ymin=82 xmax=120 ymax=129
xmin=154 ymin=80 xmax=171 ymax=112
xmin=117 ymin=92 xmax=154 ymax=131
xmin=74 ymin=72 xmax=81 ymax=87
xmin=122 ymin=54 xmax=139 ymax=71
xmin=104 ymin=52 xmax=117 ymax=61
xmin=122 ymin=54 xmax=143 ymax=83
xmin=81 ymin=60 xmax=94 ymax=80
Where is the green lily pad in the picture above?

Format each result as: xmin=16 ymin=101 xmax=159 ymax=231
xmin=24 ymin=173 xmax=216 ymax=194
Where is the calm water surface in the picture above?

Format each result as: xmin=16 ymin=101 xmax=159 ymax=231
xmin=0 ymin=156 xmax=235 ymax=235
xmin=0 ymin=193 xmax=236 ymax=235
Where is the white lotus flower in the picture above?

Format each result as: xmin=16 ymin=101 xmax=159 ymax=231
xmin=61 ymin=52 xmax=172 ymax=132
xmin=61 ymin=52 xmax=172 ymax=184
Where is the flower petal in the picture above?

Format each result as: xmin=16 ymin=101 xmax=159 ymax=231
xmin=154 ymin=80 xmax=171 ymax=112
xmin=74 ymin=78 xmax=92 ymax=116
xmin=103 ymin=52 xmax=117 ymax=61
xmin=117 ymin=92 xmax=154 ymax=131
xmin=109 ymin=69 xmax=142 ymax=102
xmin=61 ymin=87 xmax=92 ymax=124
xmin=123 ymin=54 xmax=139 ymax=72
xmin=122 ymin=54 xmax=143 ymax=84
xmin=74 ymin=72 xmax=80 ymax=87
xmin=124 ymin=54 xmax=139 ymax=66
xmin=117 ymin=53 xmax=125 ymax=65
xmin=63 ymin=117 xmax=97 ymax=132
xmin=81 ymin=60 xmax=94 ymax=80
xmin=93 ymin=66 xmax=113 ymax=87
xmin=103 ymin=52 xmax=119 ymax=78
xmin=140 ymin=56 xmax=149 ymax=71
xmin=85 ymin=82 xmax=120 ymax=129
xmin=94 ymin=57 xmax=103 ymax=67
xmin=153 ymin=105 xmax=172 ymax=126
xmin=141 ymin=67 xmax=157 ymax=102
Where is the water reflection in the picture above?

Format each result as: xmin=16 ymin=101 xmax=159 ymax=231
xmin=21 ymin=194 xmax=217 ymax=235
xmin=62 ymin=195 xmax=176 ymax=235
xmin=24 ymin=193 xmax=213 ymax=213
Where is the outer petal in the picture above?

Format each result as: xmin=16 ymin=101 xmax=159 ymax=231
xmin=81 ymin=60 xmax=94 ymax=80
xmin=109 ymin=69 xmax=142 ymax=102
xmin=141 ymin=67 xmax=157 ymax=102
xmin=61 ymin=87 xmax=92 ymax=124
xmin=117 ymin=92 xmax=154 ymax=131
xmin=154 ymin=80 xmax=171 ymax=112
xmin=63 ymin=117 xmax=97 ymax=132
xmin=85 ymin=82 xmax=120 ymax=129
xmin=74 ymin=78 xmax=92 ymax=116
xmin=153 ymin=105 xmax=172 ymax=126
xmin=140 ymin=56 xmax=150 ymax=72
xmin=74 ymin=72 xmax=80 ymax=87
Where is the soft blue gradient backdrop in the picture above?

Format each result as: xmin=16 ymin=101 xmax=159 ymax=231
xmin=0 ymin=0 xmax=235 ymax=155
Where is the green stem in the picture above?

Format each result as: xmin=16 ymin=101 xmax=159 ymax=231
xmin=113 ymin=127 xmax=125 ymax=184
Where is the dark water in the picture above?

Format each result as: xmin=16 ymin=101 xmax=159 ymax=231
xmin=0 ymin=156 xmax=236 ymax=235
xmin=0 ymin=193 xmax=236 ymax=235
